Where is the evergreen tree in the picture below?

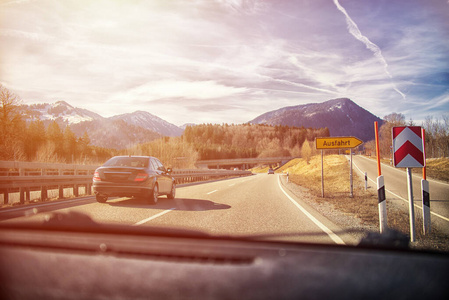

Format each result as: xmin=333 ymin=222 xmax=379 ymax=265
xmin=63 ymin=126 xmax=77 ymax=163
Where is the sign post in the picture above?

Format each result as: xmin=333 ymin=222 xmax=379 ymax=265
xmin=375 ymin=121 xmax=387 ymax=233
xmin=421 ymin=128 xmax=430 ymax=234
xmin=350 ymin=151 xmax=353 ymax=197
xmin=392 ymin=126 xmax=425 ymax=242
xmin=316 ymin=136 xmax=363 ymax=198
xmin=406 ymin=167 xmax=416 ymax=242
xmin=321 ymin=150 xmax=324 ymax=198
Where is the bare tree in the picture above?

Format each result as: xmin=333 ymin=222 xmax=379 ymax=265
xmin=378 ymin=113 xmax=406 ymax=159
xmin=0 ymin=84 xmax=24 ymax=160
xmin=423 ymin=115 xmax=449 ymax=158
xmin=301 ymin=140 xmax=312 ymax=164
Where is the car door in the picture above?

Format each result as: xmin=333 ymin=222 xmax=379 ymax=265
xmin=149 ymin=159 xmax=162 ymax=192
xmin=154 ymin=158 xmax=170 ymax=193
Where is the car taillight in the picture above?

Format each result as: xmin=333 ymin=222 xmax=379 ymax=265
xmin=93 ymin=171 xmax=101 ymax=182
xmin=134 ymin=173 xmax=149 ymax=182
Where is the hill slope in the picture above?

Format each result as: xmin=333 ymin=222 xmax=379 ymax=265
xmin=18 ymin=101 xmax=182 ymax=148
xmin=110 ymin=111 xmax=183 ymax=137
xmin=249 ymin=98 xmax=383 ymax=142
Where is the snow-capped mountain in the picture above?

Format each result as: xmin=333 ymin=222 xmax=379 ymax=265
xmin=19 ymin=101 xmax=184 ymax=149
xmin=22 ymin=101 xmax=104 ymax=124
xmin=20 ymin=101 xmax=183 ymax=136
xmin=110 ymin=111 xmax=183 ymax=137
xmin=249 ymin=98 xmax=383 ymax=142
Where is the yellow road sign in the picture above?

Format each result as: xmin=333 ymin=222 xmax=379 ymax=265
xmin=316 ymin=136 xmax=363 ymax=149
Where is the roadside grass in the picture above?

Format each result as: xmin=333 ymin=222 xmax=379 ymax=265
xmin=279 ymin=155 xmax=449 ymax=251
xmin=251 ymin=165 xmax=271 ymax=173
xmin=420 ymin=157 xmax=449 ymax=182
xmin=278 ymin=155 xmax=379 ymax=226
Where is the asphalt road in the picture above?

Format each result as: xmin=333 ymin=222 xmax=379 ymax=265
xmin=350 ymin=155 xmax=449 ymax=235
xmin=0 ymin=174 xmax=355 ymax=245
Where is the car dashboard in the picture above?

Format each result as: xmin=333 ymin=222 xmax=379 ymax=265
xmin=0 ymin=222 xmax=448 ymax=300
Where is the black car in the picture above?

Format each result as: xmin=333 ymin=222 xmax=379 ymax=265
xmin=92 ymin=156 xmax=176 ymax=204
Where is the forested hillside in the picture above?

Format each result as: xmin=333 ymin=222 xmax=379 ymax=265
xmin=183 ymin=123 xmax=329 ymax=160
xmin=123 ymin=123 xmax=330 ymax=168
xmin=2 ymin=85 xmax=447 ymax=167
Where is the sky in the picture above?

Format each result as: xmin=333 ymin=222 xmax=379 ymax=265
xmin=1 ymin=0 xmax=448 ymax=126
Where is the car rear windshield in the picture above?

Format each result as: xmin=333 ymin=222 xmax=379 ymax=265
xmin=103 ymin=157 xmax=149 ymax=168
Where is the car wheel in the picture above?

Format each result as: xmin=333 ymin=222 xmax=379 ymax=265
xmin=148 ymin=184 xmax=158 ymax=205
xmin=167 ymin=182 xmax=176 ymax=199
xmin=96 ymin=195 xmax=108 ymax=203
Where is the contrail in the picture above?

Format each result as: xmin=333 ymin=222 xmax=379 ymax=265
xmin=333 ymin=0 xmax=406 ymax=100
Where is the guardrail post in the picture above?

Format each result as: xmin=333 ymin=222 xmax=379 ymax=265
xmin=2 ymin=189 xmax=8 ymax=205
xmin=59 ymin=186 xmax=64 ymax=199
xmin=25 ymin=188 xmax=30 ymax=202
xmin=41 ymin=166 xmax=47 ymax=201
xmin=73 ymin=184 xmax=79 ymax=197
xmin=19 ymin=165 xmax=25 ymax=204
xmin=20 ymin=188 xmax=25 ymax=204
xmin=41 ymin=186 xmax=48 ymax=201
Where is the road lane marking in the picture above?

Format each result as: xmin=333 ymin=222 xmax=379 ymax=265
xmin=207 ymin=190 xmax=218 ymax=194
xmin=277 ymin=176 xmax=346 ymax=245
xmin=133 ymin=208 xmax=176 ymax=226
xmin=352 ymin=159 xmax=449 ymax=222
xmin=229 ymin=183 xmax=236 ymax=186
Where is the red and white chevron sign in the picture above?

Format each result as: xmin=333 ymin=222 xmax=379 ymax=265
xmin=392 ymin=126 xmax=425 ymax=168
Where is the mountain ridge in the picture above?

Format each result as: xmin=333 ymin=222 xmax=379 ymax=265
xmin=110 ymin=110 xmax=183 ymax=137
xmin=19 ymin=98 xmax=383 ymax=148
xmin=249 ymin=98 xmax=383 ymax=142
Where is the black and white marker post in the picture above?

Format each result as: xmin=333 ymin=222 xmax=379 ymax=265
xmin=421 ymin=128 xmax=430 ymax=234
xmin=375 ymin=122 xmax=387 ymax=233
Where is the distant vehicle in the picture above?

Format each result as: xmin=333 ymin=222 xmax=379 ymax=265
xmin=268 ymin=168 xmax=274 ymax=174
xmin=92 ymin=156 xmax=176 ymax=204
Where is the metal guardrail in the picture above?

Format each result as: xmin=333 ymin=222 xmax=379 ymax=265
xmin=171 ymin=169 xmax=252 ymax=184
xmin=0 ymin=161 xmax=252 ymax=205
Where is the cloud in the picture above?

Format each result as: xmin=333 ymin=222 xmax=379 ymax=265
xmin=0 ymin=0 xmax=448 ymax=126
xmin=109 ymin=80 xmax=247 ymax=103
xmin=333 ymin=0 xmax=406 ymax=100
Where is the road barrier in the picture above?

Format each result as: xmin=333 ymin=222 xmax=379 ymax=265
xmin=0 ymin=161 xmax=252 ymax=205
xmin=172 ymin=169 xmax=251 ymax=184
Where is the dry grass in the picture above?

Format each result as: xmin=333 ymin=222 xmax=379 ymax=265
xmin=279 ymin=155 xmax=379 ymax=226
xmin=422 ymin=157 xmax=449 ymax=182
xmin=250 ymin=165 xmax=271 ymax=173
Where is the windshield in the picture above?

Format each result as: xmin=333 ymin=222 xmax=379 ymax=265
xmin=103 ymin=157 xmax=149 ymax=168
xmin=0 ymin=0 xmax=448 ymax=253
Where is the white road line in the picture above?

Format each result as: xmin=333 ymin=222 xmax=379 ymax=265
xmin=207 ymin=190 xmax=218 ymax=194
xmin=133 ymin=208 xmax=176 ymax=226
xmin=229 ymin=183 xmax=236 ymax=186
xmin=277 ymin=176 xmax=346 ymax=245
xmin=352 ymin=160 xmax=449 ymax=222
